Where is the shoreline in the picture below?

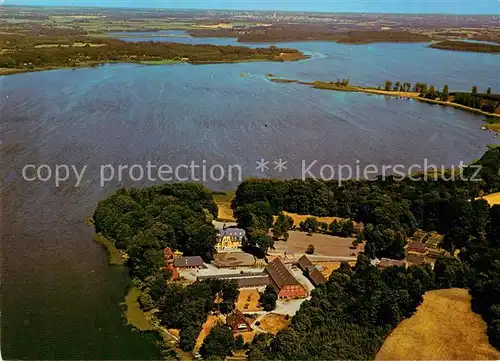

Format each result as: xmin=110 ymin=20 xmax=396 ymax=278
xmin=93 ymin=233 xmax=126 ymax=266
xmin=94 ymin=232 xmax=185 ymax=359
xmin=269 ymin=77 xmax=500 ymax=122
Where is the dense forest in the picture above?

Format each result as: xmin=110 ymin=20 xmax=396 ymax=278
xmin=93 ymin=183 xmax=243 ymax=353
xmin=156 ymin=277 xmax=239 ymax=353
xmin=233 ymin=148 xmax=500 ymax=258
xmin=232 ymin=147 xmax=500 ymax=354
xmin=336 ymin=30 xmax=430 ymax=44
xmin=94 ymin=183 xmax=219 ymax=272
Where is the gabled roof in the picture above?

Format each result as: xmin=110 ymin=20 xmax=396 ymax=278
xmin=265 ymin=257 xmax=301 ymax=290
xmin=237 ymin=276 xmax=270 ymax=288
xmin=407 ymin=253 xmax=426 ymax=266
xmin=297 ymin=255 xmax=314 ymax=271
xmin=219 ymin=228 xmax=246 ymax=238
xmin=174 ymin=256 xmax=205 ymax=268
xmin=306 ymin=265 xmax=327 ymax=286
xmin=426 ymin=249 xmax=443 ymax=259
xmin=408 ymin=241 xmax=427 ymax=253
xmin=226 ymin=309 xmax=249 ymax=327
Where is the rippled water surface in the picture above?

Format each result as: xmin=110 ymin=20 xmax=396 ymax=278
xmin=1 ymin=33 xmax=499 ymax=359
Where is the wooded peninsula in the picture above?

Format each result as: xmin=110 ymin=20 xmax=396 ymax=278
xmin=269 ymin=76 xmax=500 ymax=121
xmin=0 ymin=32 xmax=307 ymax=75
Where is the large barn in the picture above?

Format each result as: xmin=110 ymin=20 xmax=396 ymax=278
xmin=265 ymin=257 xmax=307 ymax=299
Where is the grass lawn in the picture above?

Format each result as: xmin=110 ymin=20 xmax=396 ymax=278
xmin=213 ymin=191 xmax=236 ymax=221
xmin=376 ymin=289 xmax=500 ymax=360
xmin=124 ymin=286 xmax=155 ymax=331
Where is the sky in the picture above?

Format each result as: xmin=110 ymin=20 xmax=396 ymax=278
xmin=2 ymin=0 xmax=500 ymax=15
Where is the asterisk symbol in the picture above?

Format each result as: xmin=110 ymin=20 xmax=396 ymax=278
xmin=274 ymin=158 xmax=288 ymax=172
xmin=256 ymin=158 xmax=269 ymax=173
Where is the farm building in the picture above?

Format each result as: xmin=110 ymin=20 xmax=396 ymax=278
xmin=197 ymin=272 xmax=270 ymax=289
xmin=265 ymin=257 xmax=307 ymax=299
xmin=297 ymin=254 xmax=314 ymax=271
xmin=407 ymin=253 xmax=427 ymax=266
xmin=226 ymin=309 xmax=252 ymax=333
xmin=407 ymin=241 xmax=427 ymax=254
xmin=296 ymin=255 xmax=327 ymax=286
xmin=174 ymin=256 xmax=205 ymax=269
xmin=426 ymin=248 xmax=445 ymax=260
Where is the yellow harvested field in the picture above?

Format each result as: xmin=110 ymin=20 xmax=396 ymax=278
xmin=486 ymin=123 xmax=500 ymax=131
xmin=168 ymin=329 xmax=180 ymax=338
xmin=273 ymin=231 xmax=357 ymax=258
xmin=196 ymin=23 xmax=235 ymax=29
xmin=72 ymin=42 xmax=106 ymax=47
xmin=259 ymin=313 xmax=291 ymax=334
xmin=376 ymin=289 xmax=500 ymax=360
xmin=214 ymin=192 xmax=236 ymax=221
xmin=195 ymin=315 xmax=225 ymax=349
xmin=236 ymin=289 xmax=263 ymax=312
xmin=482 ymin=192 xmax=500 ymax=205
xmin=34 ymin=42 xmax=106 ymax=49
xmin=314 ymin=261 xmax=356 ymax=278
xmin=238 ymin=331 xmax=259 ymax=344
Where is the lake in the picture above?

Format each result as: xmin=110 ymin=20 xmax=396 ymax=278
xmin=1 ymin=33 xmax=499 ymax=359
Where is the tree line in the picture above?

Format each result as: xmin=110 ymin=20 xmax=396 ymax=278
xmin=383 ymin=80 xmax=497 ymax=113
xmin=233 ymin=148 xmax=500 ymax=260
xmin=0 ymin=31 xmax=305 ymax=70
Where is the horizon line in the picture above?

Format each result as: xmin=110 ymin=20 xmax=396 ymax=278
xmin=2 ymin=4 xmax=499 ymax=16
